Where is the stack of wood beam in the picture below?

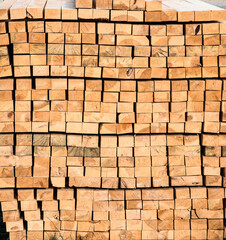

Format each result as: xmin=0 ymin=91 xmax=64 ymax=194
xmin=1 ymin=0 xmax=226 ymax=239
xmin=1 ymin=187 xmax=225 ymax=240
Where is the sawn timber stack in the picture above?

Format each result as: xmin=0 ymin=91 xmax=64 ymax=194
xmin=0 ymin=0 xmax=226 ymax=239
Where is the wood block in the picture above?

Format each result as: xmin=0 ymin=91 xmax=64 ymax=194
xmin=0 ymin=0 xmax=16 ymax=20
xmin=9 ymin=21 xmax=25 ymax=32
xmin=113 ymin=0 xmax=129 ymax=10
xmin=178 ymin=11 xmax=194 ymax=22
xmin=0 ymin=189 xmax=14 ymax=201
xmin=146 ymin=0 xmax=162 ymax=11
xmin=6 ymin=220 xmax=24 ymax=232
xmin=111 ymin=10 xmax=128 ymax=21
xmin=9 ymin=231 xmax=27 ymax=240
xmin=95 ymin=0 xmax=112 ymax=9
xmin=69 ymin=177 xmax=101 ymax=188
xmin=76 ymin=0 xmax=93 ymax=8
xmin=27 ymin=0 xmax=46 ymax=19
xmin=142 ymin=189 xmax=173 ymax=200
xmin=57 ymin=189 xmax=74 ymax=200
xmin=129 ymin=0 xmax=145 ymax=10
xmin=10 ymin=0 xmax=29 ymax=19
xmin=45 ymin=0 xmax=61 ymax=19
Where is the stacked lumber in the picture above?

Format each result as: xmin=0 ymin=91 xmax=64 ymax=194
xmin=3 ymin=24 xmax=226 ymax=133
xmin=3 ymin=78 xmax=226 ymax=134
xmin=1 ymin=0 xmax=226 ymax=239
xmin=0 ymin=133 xmax=203 ymax=189
xmin=3 ymin=20 xmax=226 ymax=81
xmin=1 ymin=188 xmax=225 ymax=240
xmin=202 ymin=134 xmax=226 ymax=187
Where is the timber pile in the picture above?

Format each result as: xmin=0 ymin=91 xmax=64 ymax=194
xmin=0 ymin=0 xmax=226 ymax=239
xmin=1 ymin=187 xmax=225 ymax=240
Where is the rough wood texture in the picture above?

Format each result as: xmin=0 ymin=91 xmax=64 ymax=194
xmin=0 ymin=0 xmax=226 ymax=239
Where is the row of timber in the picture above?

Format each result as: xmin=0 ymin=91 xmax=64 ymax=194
xmin=2 ymin=21 xmax=226 ymax=79
xmin=1 ymin=0 xmax=226 ymax=22
xmin=0 ymin=133 xmax=226 ymax=189
xmin=1 ymin=78 xmax=226 ymax=133
xmin=1 ymin=187 xmax=226 ymax=240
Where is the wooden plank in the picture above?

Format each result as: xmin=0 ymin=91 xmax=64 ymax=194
xmin=76 ymin=0 xmax=93 ymax=8
xmin=45 ymin=0 xmax=62 ymax=19
xmin=0 ymin=0 xmax=16 ymax=20
xmin=10 ymin=0 xmax=31 ymax=19
xmin=62 ymin=0 xmax=77 ymax=20
xmin=27 ymin=0 xmax=47 ymax=19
